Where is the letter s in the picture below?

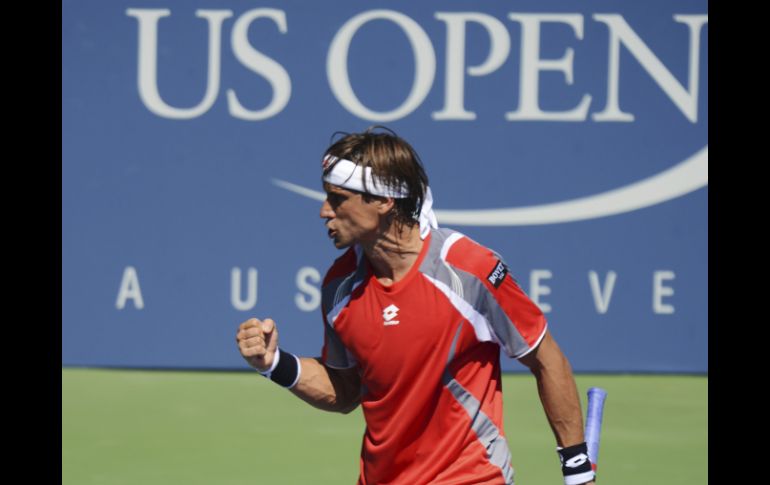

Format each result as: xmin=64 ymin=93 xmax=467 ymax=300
xmin=295 ymin=267 xmax=321 ymax=312
xmin=228 ymin=9 xmax=291 ymax=120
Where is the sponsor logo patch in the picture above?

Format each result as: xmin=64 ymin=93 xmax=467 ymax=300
xmin=487 ymin=260 xmax=508 ymax=288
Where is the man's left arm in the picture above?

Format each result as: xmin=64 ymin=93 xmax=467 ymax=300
xmin=519 ymin=329 xmax=596 ymax=485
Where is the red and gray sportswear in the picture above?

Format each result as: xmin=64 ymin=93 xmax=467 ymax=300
xmin=321 ymin=228 xmax=548 ymax=485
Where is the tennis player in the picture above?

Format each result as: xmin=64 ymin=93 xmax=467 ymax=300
xmin=236 ymin=127 xmax=595 ymax=485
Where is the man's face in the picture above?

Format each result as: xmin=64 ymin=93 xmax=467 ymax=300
xmin=320 ymin=183 xmax=382 ymax=249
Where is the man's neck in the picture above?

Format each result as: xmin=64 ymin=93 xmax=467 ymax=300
xmin=360 ymin=223 xmax=424 ymax=286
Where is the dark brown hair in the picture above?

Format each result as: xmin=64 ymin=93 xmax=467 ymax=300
xmin=322 ymin=126 xmax=429 ymax=231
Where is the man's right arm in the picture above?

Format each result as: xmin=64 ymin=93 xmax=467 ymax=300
xmin=236 ymin=318 xmax=361 ymax=414
xmin=291 ymin=358 xmax=361 ymax=414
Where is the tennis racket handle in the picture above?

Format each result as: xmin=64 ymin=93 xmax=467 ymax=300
xmin=585 ymin=387 xmax=608 ymax=471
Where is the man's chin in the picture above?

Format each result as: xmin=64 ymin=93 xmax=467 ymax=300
xmin=333 ymin=239 xmax=353 ymax=250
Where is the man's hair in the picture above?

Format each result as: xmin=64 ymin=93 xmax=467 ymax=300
xmin=323 ymin=126 xmax=429 ymax=231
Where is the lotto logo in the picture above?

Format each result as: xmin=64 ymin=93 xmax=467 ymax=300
xmin=382 ymin=304 xmax=400 ymax=326
xmin=565 ymin=453 xmax=589 ymax=468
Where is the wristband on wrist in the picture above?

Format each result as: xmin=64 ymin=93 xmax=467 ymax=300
xmin=557 ymin=442 xmax=595 ymax=485
xmin=257 ymin=349 xmax=301 ymax=389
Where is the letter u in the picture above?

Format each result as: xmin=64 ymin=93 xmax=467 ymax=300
xmin=126 ymin=9 xmax=233 ymax=119
xmin=231 ymin=267 xmax=258 ymax=311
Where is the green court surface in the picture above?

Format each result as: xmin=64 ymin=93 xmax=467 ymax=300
xmin=62 ymin=368 xmax=707 ymax=484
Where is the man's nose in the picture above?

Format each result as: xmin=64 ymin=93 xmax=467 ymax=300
xmin=320 ymin=199 xmax=334 ymax=219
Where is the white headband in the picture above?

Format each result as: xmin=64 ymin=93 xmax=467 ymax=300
xmin=322 ymin=155 xmax=438 ymax=239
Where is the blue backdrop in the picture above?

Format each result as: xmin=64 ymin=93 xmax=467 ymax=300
xmin=62 ymin=0 xmax=708 ymax=372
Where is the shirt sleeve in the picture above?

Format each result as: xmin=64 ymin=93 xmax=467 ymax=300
xmin=482 ymin=259 xmax=548 ymax=358
xmin=445 ymin=237 xmax=547 ymax=359
xmin=319 ymin=249 xmax=360 ymax=369
xmin=321 ymin=313 xmax=358 ymax=369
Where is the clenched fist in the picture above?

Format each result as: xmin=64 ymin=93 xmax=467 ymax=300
xmin=236 ymin=318 xmax=278 ymax=372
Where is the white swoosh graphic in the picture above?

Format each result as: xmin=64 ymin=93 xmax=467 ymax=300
xmin=272 ymin=146 xmax=707 ymax=226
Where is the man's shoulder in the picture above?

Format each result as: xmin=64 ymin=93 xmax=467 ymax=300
xmin=434 ymin=228 xmax=506 ymax=280
xmin=430 ymin=227 xmax=498 ymax=259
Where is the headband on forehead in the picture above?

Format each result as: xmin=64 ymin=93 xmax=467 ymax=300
xmin=322 ymin=154 xmax=438 ymax=239
xmin=322 ymin=155 xmax=409 ymax=198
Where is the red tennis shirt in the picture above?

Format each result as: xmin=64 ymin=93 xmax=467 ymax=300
xmin=321 ymin=228 xmax=547 ymax=485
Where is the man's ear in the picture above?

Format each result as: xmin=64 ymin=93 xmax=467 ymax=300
xmin=375 ymin=196 xmax=395 ymax=215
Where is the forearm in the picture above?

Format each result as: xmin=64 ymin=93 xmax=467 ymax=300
xmin=237 ymin=320 xmax=360 ymax=414
xmin=521 ymin=332 xmax=585 ymax=447
xmin=520 ymin=332 xmax=595 ymax=484
xmin=531 ymin=354 xmax=585 ymax=447
xmin=289 ymin=357 xmax=360 ymax=414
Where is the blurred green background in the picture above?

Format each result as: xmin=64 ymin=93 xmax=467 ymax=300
xmin=62 ymin=369 xmax=707 ymax=484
